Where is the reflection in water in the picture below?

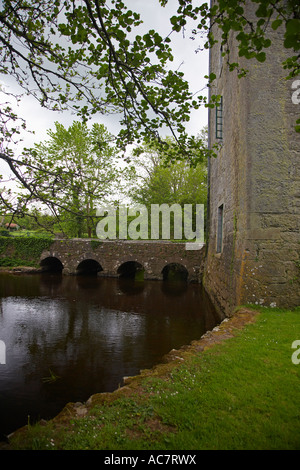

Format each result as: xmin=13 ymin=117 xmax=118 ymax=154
xmin=0 ymin=272 xmax=221 ymax=439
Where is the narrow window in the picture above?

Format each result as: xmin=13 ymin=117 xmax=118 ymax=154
xmin=216 ymin=96 xmax=223 ymax=140
xmin=219 ymin=45 xmax=223 ymax=75
xmin=216 ymin=204 xmax=223 ymax=253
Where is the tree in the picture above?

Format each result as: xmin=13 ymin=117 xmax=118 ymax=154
xmin=130 ymin=130 xmax=207 ymax=203
xmin=168 ymin=0 xmax=300 ymax=130
xmin=0 ymin=0 xmax=208 ymax=160
xmin=0 ymin=0 xmax=298 ymax=217
xmin=128 ymin=133 xmax=208 ymax=239
xmin=130 ymin=154 xmax=207 ymax=205
xmin=19 ymin=121 xmax=128 ymax=237
xmin=168 ymin=0 xmax=299 ymax=78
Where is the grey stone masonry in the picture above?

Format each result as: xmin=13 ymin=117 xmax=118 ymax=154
xmin=204 ymin=1 xmax=300 ymax=316
xmin=40 ymin=239 xmax=205 ymax=283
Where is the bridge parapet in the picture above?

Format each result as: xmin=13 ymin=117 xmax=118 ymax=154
xmin=40 ymin=239 xmax=205 ymax=282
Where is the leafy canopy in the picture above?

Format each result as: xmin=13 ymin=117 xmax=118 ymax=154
xmin=4 ymin=121 xmax=128 ymax=236
xmin=166 ymin=0 xmax=299 ymax=79
xmin=0 ymin=0 xmax=299 ymax=223
xmin=1 ymin=0 xmax=298 ymax=162
xmin=129 ymin=135 xmax=208 ymax=208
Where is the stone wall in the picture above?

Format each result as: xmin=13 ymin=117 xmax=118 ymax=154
xmin=204 ymin=2 xmax=300 ymax=316
xmin=40 ymin=239 xmax=205 ymax=282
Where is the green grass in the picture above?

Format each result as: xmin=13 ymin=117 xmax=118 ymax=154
xmin=9 ymin=306 xmax=300 ymax=450
xmin=0 ymin=230 xmax=53 ymax=239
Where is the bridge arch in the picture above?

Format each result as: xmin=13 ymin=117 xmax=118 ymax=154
xmin=40 ymin=240 xmax=204 ymax=282
xmin=40 ymin=256 xmax=64 ymax=273
xmin=76 ymin=259 xmax=103 ymax=276
xmin=117 ymin=261 xmax=144 ymax=280
xmin=162 ymin=263 xmax=188 ymax=282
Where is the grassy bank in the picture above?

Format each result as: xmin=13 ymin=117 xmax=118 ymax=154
xmin=8 ymin=305 xmax=300 ymax=450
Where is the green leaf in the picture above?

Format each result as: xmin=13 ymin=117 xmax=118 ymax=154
xmin=256 ymin=52 xmax=266 ymax=63
xmin=255 ymin=4 xmax=268 ymax=18
xmin=143 ymin=33 xmax=153 ymax=48
xmin=271 ymin=19 xmax=283 ymax=31
xmin=284 ymin=36 xmax=296 ymax=49
xmin=264 ymin=39 xmax=272 ymax=48
xmin=286 ymin=19 xmax=300 ymax=35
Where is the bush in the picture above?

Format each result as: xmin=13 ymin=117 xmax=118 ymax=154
xmin=0 ymin=236 xmax=53 ymax=267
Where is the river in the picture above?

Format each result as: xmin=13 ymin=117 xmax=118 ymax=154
xmin=0 ymin=272 xmax=221 ymax=439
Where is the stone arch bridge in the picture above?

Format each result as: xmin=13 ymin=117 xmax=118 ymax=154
xmin=40 ymin=239 xmax=205 ymax=283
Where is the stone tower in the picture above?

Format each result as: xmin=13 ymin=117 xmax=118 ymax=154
xmin=204 ymin=1 xmax=300 ymax=316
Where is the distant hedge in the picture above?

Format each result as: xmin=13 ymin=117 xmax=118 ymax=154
xmin=0 ymin=236 xmax=53 ymax=267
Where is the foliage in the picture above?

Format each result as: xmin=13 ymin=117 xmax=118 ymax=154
xmin=128 ymin=134 xmax=208 ymax=238
xmin=0 ymin=236 xmax=53 ymax=266
xmin=0 ymin=236 xmax=11 ymax=254
xmin=129 ymin=141 xmax=207 ymax=207
xmin=18 ymin=121 xmax=129 ymax=237
xmin=2 ymin=211 xmax=57 ymax=233
xmin=42 ymin=369 xmax=61 ymax=384
xmin=0 ymin=229 xmax=10 ymax=237
xmin=1 ymin=1 xmax=297 ymax=161
xmin=167 ymin=0 xmax=299 ymax=132
xmin=0 ymin=0 xmax=212 ymax=163
xmin=133 ymin=161 xmax=207 ymax=205
xmin=0 ymin=0 xmax=299 ymax=217
xmin=90 ymin=240 xmax=103 ymax=250
xmin=167 ymin=0 xmax=300 ymax=79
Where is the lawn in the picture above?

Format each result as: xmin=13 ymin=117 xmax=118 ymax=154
xmin=8 ymin=305 xmax=300 ymax=450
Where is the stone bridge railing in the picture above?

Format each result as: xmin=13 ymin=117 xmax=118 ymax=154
xmin=40 ymin=239 xmax=206 ymax=282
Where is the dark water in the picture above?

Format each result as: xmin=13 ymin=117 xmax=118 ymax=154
xmin=0 ymin=272 xmax=221 ymax=439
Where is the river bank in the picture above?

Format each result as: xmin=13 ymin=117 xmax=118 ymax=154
xmin=0 ymin=266 xmax=42 ymax=274
xmin=5 ymin=305 xmax=300 ymax=450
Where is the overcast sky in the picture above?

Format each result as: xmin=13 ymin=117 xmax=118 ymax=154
xmin=0 ymin=1 xmax=209 ymax=162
